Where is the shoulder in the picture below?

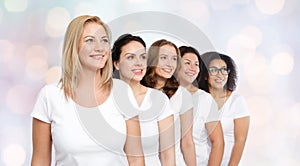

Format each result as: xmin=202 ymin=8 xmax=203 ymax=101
xmin=148 ymin=87 xmax=170 ymax=101
xmin=230 ymin=92 xmax=247 ymax=105
xmin=37 ymin=82 xmax=63 ymax=98
xmin=193 ymin=89 xmax=214 ymax=102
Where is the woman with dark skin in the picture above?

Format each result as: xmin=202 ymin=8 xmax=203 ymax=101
xmin=177 ymin=46 xmax=224 ymax=166
xmin=199 ymin=52 xmax=250 ymax=166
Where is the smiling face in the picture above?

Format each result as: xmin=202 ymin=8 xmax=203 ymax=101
xmin=78 ymin=22 xmax=110 ymax=72
xmin=155 ymin=44 xmax=178 ymax=79
xmin=207 ymin=59 xmax=228 ymax=90
xmin=114 ymin=41 xmax=147 ymax=83
xmin=178 ymin=52 xmax=200 ymax=84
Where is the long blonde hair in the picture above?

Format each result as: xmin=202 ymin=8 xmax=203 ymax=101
xmin=60 ymin=15 xmax=113 ymax=99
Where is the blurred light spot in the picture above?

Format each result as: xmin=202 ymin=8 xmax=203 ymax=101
xmin=180 ymin=0 xmax=210 ymax=26
xmin=209 ymin=0 xmax=233 ymax=10
xmin=3 ymin=0 xmax=28 ymax=12
xmin=255 ymin=0 xmax=285 ymax=15
xmin=241 ymin=25 xmax=263 ymax=48
xmin=45 ymin=7 xmax=70 ymax=38
xmin=25 ymin=45 xmax=49 ymax=80
xmin=270 ymin=52 xmax=294 ymax=75
xmin=0 ymin=40 xmax=14 ymax=63
xmin=245 ymin=53 xmax=273 ymax=94
xmin=6 ymin=85 xmax=34 ymax=114
xmin=2 ymin=144 xmax=26 ymax=166
xmin=74 ymin=2 xmax=96 ymax=16
xmin=46 ymin=66 xmax=62 ymax=84
xmin=210 ymin=0 xmax=251 ymax=10
xmin=226 ymin=34 xmax=256 ymax=65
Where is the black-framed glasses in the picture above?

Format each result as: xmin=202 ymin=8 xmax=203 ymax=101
xmin=208 ymin=67 xmax=230 ymax=76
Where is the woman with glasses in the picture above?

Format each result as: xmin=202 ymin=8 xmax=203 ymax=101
xmin=198 ymin=52 xmax=250 ymax=166
xmin=176 ymin=46 xmax=224 ymax=166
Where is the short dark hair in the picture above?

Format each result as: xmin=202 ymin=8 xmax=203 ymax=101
xmin=198 ymin=52 xmax=237 ymax=93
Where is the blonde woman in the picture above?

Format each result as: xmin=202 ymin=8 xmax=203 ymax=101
xmin=31 ymin=15 xmax=144 ymax=166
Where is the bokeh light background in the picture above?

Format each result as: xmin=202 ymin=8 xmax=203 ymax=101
xmin=0 ymin=0 xmax=299 ymax=165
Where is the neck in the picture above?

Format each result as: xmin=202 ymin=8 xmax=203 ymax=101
xmin=209 ymin=87 xmax=228 ymax=98
xmin=179 ymin=80 xmax=198 ymax=94
xmin=78 ymin=69 xmax=102 ymax=89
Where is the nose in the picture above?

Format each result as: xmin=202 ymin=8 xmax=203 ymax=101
xmin=95 ymin=40 xmax=106 ymax=52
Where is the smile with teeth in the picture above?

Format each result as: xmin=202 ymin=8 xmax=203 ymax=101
xmin=214 ymin=78 xmax=224 ymax=83
xmin=185 ymin=71 xmax=195 ymax=76
xmin=132 ymin=69 xmax=143 ymax=75
xmin=162 ymin=68 xmax=173 ymax=74
xmin=90 ymin=54 xmax=105 ymax=60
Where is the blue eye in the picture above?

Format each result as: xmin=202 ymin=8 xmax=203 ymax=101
xmin=101 ymin=38 xmax=109 ymax=43
xmin=85 ymin=38 xmax=94 ymax=43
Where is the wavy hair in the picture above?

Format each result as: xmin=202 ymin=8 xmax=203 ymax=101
xmin=141 ymin=39 xmax=180 ymax=98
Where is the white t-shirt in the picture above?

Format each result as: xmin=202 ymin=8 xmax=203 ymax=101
xmin=129 ymin=88 xmax=173 ymax=166
xmin=31 ymin=79 xmax=138 ymax=166
xmin=192 ymin=89 xmax=220 ymax=166
xmin=220 ymin=92 xmax=250 ymax=166
xmin=169 ymin=86 xmax=193 ymax=166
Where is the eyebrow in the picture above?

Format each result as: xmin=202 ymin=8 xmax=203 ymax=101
xmin=209 ymin=65 xmax=227 ymax=68
xmin=159 ymin=54 xmax=177 ymax=57
xmin=83 ymin=35 xmax=108 ymax=39
xmin=183 ymin=58 xmax=199 ymax=62
xmin=124 ymin=52 xmax=146 ymax=56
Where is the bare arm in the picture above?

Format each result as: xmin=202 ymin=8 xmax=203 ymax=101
xmin=180 ymin=109 xmax=196 ymax=166
xmin=228 ymin=116 xmax=250 ymax=166
xmin=158 ymin=115 xmax=175 ymax=166
xmin=31 ymin=118 xmax=52 ymax=166
xmin=206 ymin=121 xmax=224 ymax=166
xmin=124 ymin=116 xmax=145 ymax=166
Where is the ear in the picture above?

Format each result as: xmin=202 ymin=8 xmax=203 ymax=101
xmin=205 ymin=76 xmax=208 ymax=80
xmin=113 ymin=61 xmax=120 ymax=70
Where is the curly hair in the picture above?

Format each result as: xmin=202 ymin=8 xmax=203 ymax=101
xmin=141 ymin=39 xmax=180 ymax=98
xmin=198 ymin=52 xmax=237 ymax=93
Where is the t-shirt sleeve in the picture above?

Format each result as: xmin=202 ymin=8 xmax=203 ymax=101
xmin=30 ymin=86 xmax=52 ymax=123
xmin=233 ymin=95 xmax=250 ymax=119
xmin=179 ymin=87 xmax=193 ymax=115
xmin=157 ymin=94 xmax=174 ymax=121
